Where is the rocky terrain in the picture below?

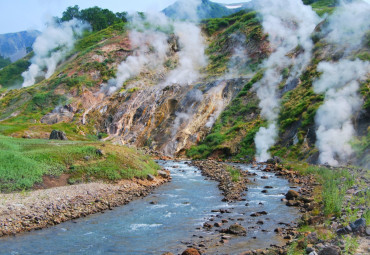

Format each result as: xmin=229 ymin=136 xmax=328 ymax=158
xmin=0 ymin=173 xmax=169 ymax=237
xmin=191 ymin=160 xmax=250 ymax=202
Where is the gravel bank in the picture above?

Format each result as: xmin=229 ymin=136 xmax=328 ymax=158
xmin=191 ymin=160 xmax=250 ymax=202
xmin=0 ymin=175 xmax=169 ymax=237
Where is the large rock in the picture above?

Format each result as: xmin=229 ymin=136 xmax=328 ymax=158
xmin=147 ymin=174 xmax=155 ymax=181
xmin=49 ymin=130 xmax=68 ymax=140
xmin=227 ymin=223 xmax=247 ymax=236
xmin=318 ymin=246 xmax=341 ymax=255
xmin=181 ymin=248 xmax=201 ymax=255
xmin=349 ymin=218 xmax=366 ymax=235
xmin=158 ymin=170 xmax=169 ymax=178
xmin=285 ymin=190 xmax=299 ymax=200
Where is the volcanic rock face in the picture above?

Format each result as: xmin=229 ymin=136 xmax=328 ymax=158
xmin=87 ymin=78 xmax=247 ymax=156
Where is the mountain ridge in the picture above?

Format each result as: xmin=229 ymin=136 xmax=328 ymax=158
xmin=0 ymin=30 xmax=40 ymax=62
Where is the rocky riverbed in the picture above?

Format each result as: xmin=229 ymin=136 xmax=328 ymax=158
xmin=175 ymin=160 xmax=303 ymax=255
xmin=177 ymin=160 xmax=369 ymax=255
xmin=0 ymin=175 xmax=169 ymax=237
xmin=191 ymin=160 xmax=250 ymax=202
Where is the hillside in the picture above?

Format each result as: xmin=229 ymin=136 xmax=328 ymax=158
xmin=0 ymin=1 xmax=369 ymax=254
xmin=0 ymin=30 xmax=40 ymax=62
xmin=0 ymin=0 xmax=369 ymax=169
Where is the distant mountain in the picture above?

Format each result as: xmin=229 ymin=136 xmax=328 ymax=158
xmin=0 ymin=30 xmax=40 ymax=62
xmin=162 ymin=0 xmax=250 ymax=20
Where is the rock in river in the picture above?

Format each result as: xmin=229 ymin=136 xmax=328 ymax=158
xmin=226 ymin=223 xmax=247 ymax=236
xmin=285 ymin=190 xmax=299 ymax=200
xmin=182 ymin=248 xmax=201 ymax=255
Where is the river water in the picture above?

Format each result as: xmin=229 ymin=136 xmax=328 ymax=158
xmin=0 ymin=161 xmax=300 ymax=254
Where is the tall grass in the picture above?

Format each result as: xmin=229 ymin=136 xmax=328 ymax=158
xmin=0 ymin=135 xmax=159 ymax=192
xmin=286 ymin=163 xmax=355 ymax=217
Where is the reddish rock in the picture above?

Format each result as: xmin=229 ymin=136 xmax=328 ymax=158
xmin=285 ymin=190 xmax=299 ymax=200
xmin=181 ymin=248 xmax=201 ymax=255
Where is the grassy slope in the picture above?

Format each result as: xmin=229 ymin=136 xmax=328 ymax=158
xmin=189 ymin=2 xmax=370 ymax=164
xmin=0 ymin=22 xmax=161 ymax=193
xmin=0 ymin=23 xmax=127 ymax=139
xmin=0 ymin=135 xmax=159 ymax=192
xmin=0 ymin=53 xmax=32 ymax=89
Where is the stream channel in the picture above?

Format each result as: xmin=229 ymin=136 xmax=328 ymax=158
xmin=0 ymin=161 xmax=301 ymax=254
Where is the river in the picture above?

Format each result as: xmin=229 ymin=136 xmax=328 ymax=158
xmin=0 ymin=161 xmax=300 ymax=254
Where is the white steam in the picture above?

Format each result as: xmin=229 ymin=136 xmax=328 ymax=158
xmin=313 ymin=1 xmax=370 ymax=166
xmin=314 ymin=60 xmax=369 ymax=166
xmin=325 ymin=0 xmax=370 ymax=51
xmin=163 ymin=22 xmax=207 ymax=86
xmin=106 ymin=11 xmax=207 ymax=94
xmin=22 ymin=19 xmax=89 ymax=87
xmin=253 ymin=0 xmax=320 ymax=162
xmin=104 ymin=13 xmax=171 ymax=94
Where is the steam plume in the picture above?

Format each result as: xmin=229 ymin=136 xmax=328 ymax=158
xmin=253 ymin=0 xmax=319 ymax=162
xmin=104 ymin=13 xmax=171 ymax=94
xmin=325 ymin=0 xmax=370 ymax=52
xmin=313 ymin=1 xmax=370 ymax=166
xmin=163 ymin=22 xmax=207 ymax=86
xmin=314 ymin=60 xmax=369 ymax=166
xmin=22 ymin=19 xmax=89 ymax=87
xmin=107 ymin=10 xmax=207 ymax=94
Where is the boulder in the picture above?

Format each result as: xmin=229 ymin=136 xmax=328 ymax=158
xmin=147 ymin=174 xmax=155 ymax=181
xmin=285 ymin=190 xmax=299 ymax=200
xmin=96 ymin=149 xmax=104 ymax=156
xmin=49 ymin=130 xmax=68 ymax=140
xmin=318 ymin=246 xmax=341 ymax=255
xmin=227 ymin=223 xmax=247 ymax=236
xmin=158 ymin=170 xmax=169 ymax=178
xmin=181 ymin=248 xmax=201 ymax=255
xmin=349 ymin=218 xmax=366 ymax=235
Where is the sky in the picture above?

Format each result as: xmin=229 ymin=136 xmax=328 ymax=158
xmin=0 ymin=0 xmax=246 ymax=34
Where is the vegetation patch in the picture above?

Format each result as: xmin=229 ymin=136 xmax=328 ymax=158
xmin=0 ymin=135 xmax=159 ymax=192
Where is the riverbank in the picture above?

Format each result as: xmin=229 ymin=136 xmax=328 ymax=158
xmin=252 ymin=162 xmax=369 ymax=255
xmin=0 ymin=175 xmax=170 ymax=237
xmin=181 ymin=160 xmax=369 ymax=255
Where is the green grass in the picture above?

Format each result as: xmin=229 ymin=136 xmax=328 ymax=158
xmin=0 ymin=135 xmax=159 ymax=192
xmin=187 ymin=72 xmax=264 ymax=160
xmin=226 ymin=166 xmax=241 ymax=182
xmin=285 ymin=163 xmax=355 ymax=217
xmin=0 ymin=54 xmax=32 ymax=89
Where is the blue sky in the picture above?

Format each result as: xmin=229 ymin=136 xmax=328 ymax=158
xmin=0 ymin=0 xmax=246 ymax=34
